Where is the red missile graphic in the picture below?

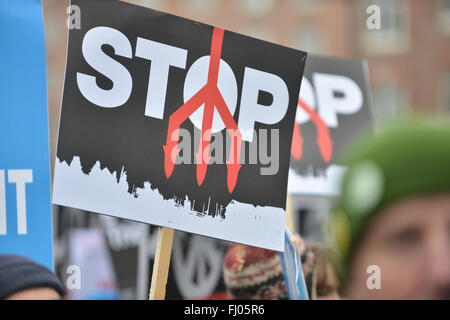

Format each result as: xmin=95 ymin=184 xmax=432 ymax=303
xmin=163 ymin=27 xmax=242 ymax=193
xmin=291 ymin=98 xmax=333 ymax=163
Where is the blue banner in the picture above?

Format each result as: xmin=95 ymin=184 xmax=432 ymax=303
xmin=279 ymin=228 xmax=309 ymax=300
xmin=0 ymin=0 xmax=53 ymax=270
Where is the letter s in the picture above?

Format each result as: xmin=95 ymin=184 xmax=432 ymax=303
xmin=77 ymin=27 xmax=133 ymax=108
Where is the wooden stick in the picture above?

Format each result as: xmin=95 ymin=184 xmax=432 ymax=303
xmin=285 ymin=194 xmax=296 ymax=233
xmin=149 ymin=226 xmax=174 ymax=300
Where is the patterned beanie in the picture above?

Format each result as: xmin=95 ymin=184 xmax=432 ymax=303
xmin=223 ymin=244 xmax=287 ymax=300
xmin=223 ymin=240 xmax=316 ymax=300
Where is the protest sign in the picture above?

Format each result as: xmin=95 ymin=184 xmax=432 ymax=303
xmin=53 ymin=0 xmax=306 ymax=252
xmin=288 ymin=55 xmax=374 ymax=196
xmin=279 ymin=228 xmax=309 ymax=300
xmin=67 ymin=228 xmax=119 ymax=299
xmin=0 ymin=0 xmax=53 ymax=270
xmin=54 ymin=209 xmax=229 ymax=300
xmin=140 ymin=228 xmax=229 ymax=299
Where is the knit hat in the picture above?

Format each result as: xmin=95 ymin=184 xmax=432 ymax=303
xmin=223 ymin=244 xmax=287 ymax=300
xmin=223 ymin=241 xmax=316 ymax=300
xmin=329 ymin=119 xmax=450 ymax=279
xmin=0 ymin=255 xmax=65 ymax=299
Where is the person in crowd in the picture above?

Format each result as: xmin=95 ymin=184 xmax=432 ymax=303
xmin=222 ymin=234 xmax=316 ymax=300
xmin=0 ymin=255 xmax=65 ymax=300
xmin=307 ymin=243 xmax=341 ymax=300
xmin=329 ymin=120 xmax=450 ymax=299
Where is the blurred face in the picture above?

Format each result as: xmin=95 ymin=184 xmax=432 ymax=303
xmin=6 ymin=287 xmax=61 ymax=300
xmin=346 ymin=194 xmax=450 ymax=300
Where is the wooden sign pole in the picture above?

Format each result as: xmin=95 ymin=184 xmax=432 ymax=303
xmin=149 ymin=226 xmax=174 ymax=300
xmin=285 ymin=194 xmax=295 ymax=233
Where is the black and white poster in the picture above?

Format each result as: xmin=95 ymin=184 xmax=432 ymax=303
xmin=53 ymin=0 xmax=306 ymax=250
xmin=288 ymin=55 xmax=374 ymax=196
xmin=54 ymin=209 xmax=228 ymax=300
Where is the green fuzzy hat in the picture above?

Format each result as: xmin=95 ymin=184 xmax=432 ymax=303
xmin=329 ymin=119 xmax=450 ymax=282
